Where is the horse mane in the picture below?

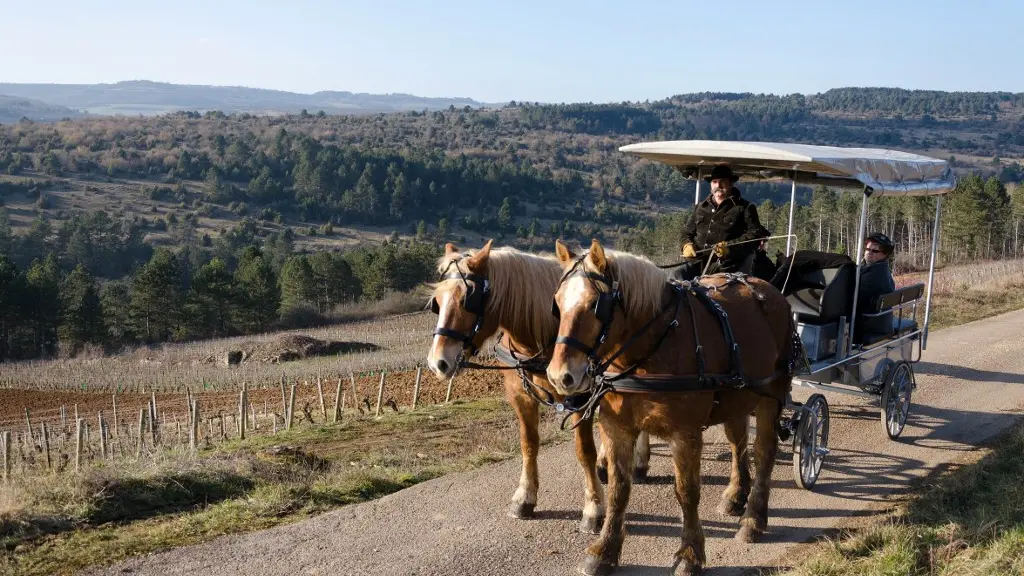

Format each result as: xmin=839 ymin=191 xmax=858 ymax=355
xmin=596 ymin=248 xmax=670 ymax=321
xmin=435 ymin=246 xmax=562 ymax=351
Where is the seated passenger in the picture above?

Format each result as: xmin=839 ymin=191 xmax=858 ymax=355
xmin=853 ymin=232 xmax=897 ymax=343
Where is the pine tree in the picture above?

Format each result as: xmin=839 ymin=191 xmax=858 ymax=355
xmin=0 ymin=255 xmax=25 ymax=362
xmin=278 ymin=255 xmax=317 ymax=314
xmin=233 ymin=249 xmax=279 ymax=332
xmin=25 ymin=254 xmax=61 ymax=357
xmin=58 ymin=264 xmax=104 ymax=355
xmin=100 ymin=279 xmax=133 ymax=345
xmin=187 ymin=258 xmax=235 ymax=338
xmin=129 ymin=248 xmax=184 ymax=343
xmin=308 ymin=252 xmax=358 ymax=313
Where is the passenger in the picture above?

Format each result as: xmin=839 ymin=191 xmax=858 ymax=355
xmin=857 ymin=232 xmax=896 ymax=313
xmin=853 ymin=232 xmax=897 ymax=343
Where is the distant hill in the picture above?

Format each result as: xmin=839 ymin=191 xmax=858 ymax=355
xmin=0 ymin=94 xmax=84 ymax=123
xmin=0 ymin=80 xmax=497 ymax=117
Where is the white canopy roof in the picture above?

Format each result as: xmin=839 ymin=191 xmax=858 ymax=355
xmin=618 ymin=140 xmax=956 ymax=196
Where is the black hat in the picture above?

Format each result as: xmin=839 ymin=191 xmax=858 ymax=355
xmin=865 ymin=232 xmax=894 ymax=254
xmin=704 ymin=164 xmax=739 ymax=183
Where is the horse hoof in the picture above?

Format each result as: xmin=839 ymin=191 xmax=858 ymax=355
xmin=717 ymin=498 xmax=746 ymax=517
xmin=508 ymin=502 xmax=536 ymax=519
xmin=672 ymin=559 xmax=702 ymax=576
xmin=632 ymin=467 xmax=649 ymax=483
xmin=578 ymin=554 xmax=616 ymax=576
xmin=597 ymin=467 xmax=608 ymax=484
xmin=735 ymin=525 xmax=761 ymax=543
xmin=578 ymin=514 xmax=604 ymax=534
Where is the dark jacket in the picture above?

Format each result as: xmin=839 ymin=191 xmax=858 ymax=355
xmin=681 ymin=187 xmax=771 ymax=271
xmin=854 ymin=260 xmax=897 ymax=342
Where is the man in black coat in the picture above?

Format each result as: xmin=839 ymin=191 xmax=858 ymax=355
xmin=671 ymin=165 xmax=771 ymax=282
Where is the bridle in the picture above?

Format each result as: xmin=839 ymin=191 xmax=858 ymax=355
xmin=550 ymin=254 xmax=624 ymax=379
xmin=428 ymin=258 xmax=491 ymax=359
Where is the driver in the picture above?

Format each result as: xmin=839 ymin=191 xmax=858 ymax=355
xmin=671 ymin=164 xmax=770 ymax=282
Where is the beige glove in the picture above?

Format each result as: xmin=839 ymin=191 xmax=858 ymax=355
xmin=681 ymin=243 xmax=697 ymax=259
xmin=712 ymin=241 xmax=729 ymax=258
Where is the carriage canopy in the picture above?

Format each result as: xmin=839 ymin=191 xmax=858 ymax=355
xmin=618 ymin=140 xmax=956 ymax=197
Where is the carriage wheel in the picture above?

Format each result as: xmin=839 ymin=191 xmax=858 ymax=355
xmin=881 ymin=362 xmax=913 ymax=439
xmin=792 ymin=393 xmax=829 ymax=490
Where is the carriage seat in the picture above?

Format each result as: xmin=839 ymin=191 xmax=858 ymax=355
xmin=857 ymin=283 xmax=925 ymax=346
xmin=786 ymin=262 xmax=856 ymax=325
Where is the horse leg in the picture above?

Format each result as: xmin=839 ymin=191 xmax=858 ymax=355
xmin=572 ymin=413 xmax=605 ymax=534
xmin=737 ymin=396 xmax=783 ymax=542
xmin=717 ymin=415 xmax=750 ymax=517
xmin=596 ymin=431 xmax=650 ymax=484
xmin=506 ymin=382 xmax=540 ymax=519
xmin=669 ymin=432 xmax=706 ymax=576
xmin=633 ymin=430 xmax=651 ymax=483
xmin=579 ymin=420 xmax=635 ymax=576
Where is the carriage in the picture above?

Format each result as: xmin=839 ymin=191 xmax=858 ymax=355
xmin=618 ymin=140 xmax=956 ymax=489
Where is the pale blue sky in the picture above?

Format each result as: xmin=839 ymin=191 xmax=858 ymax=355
xmin=0 ymin=0 xmax=1019 ymax=103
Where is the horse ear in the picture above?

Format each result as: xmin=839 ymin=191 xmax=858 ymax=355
xmin=555 ymin=239 xmax=575 ymax=265
xmin=445 ymin=243 xmax=459 ymax=257
xmin=467 ymin=239 xmax=492 ymax=272
xmin=588 ymin=238 xmax=607 ymax=272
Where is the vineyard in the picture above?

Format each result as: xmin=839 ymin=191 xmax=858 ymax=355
xmin=0 ymin=309 xmax=510 ymax=480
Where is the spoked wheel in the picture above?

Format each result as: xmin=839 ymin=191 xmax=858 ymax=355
xmin=881 ymin=362 xmax=914 ymax=439
xmin=792 ymin=393 xmax=830 ymax=490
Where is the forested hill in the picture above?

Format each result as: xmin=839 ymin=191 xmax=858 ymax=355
xmin=1 ymin=86 xmax=1023 ymax=362
xmin=2 ymin=87 xmax=1022 ymax=233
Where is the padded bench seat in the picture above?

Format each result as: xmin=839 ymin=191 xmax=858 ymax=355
xmin=857 ymin=283 xmax=925 ymax=345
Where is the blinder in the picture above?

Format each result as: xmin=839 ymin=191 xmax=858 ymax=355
xmin=428 ymin=258 xmax=491 ymax=357
xmin=550 ymin=257 xmax=622 ymax=361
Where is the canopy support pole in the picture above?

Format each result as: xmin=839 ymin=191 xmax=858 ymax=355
xmin=847 ymin=188 xmax=870 ymax=357
xmin=694 ymin=168 xmax=702 ymax=205
xmin=786 ymin=176 xmax=797 ymax=255
xmin=922 ymin=195 xmax=942 ymax=350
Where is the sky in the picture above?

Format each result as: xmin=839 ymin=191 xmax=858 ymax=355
xmin=1 ymin=0 xmax=1021 ymax=104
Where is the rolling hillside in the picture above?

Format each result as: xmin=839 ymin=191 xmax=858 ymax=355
xmin=0 ymin=80 xmax=495 ymax=116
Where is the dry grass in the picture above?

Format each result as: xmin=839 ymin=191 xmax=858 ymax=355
xmin=895 ymin=258 xmax=1024 ymax=295
xmin=0 ymin=397 xmax=572 ymax=576
xmin=787 ymin=422 xmax=1024 ymax=576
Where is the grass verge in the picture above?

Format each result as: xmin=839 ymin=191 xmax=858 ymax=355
xmin=785 ymin=421 xmax=1024 ymax=576
xmin=0 ymin=397 xmax=572 ymax=576
xmin=927 ymin=282 xmax=1024 ymax=331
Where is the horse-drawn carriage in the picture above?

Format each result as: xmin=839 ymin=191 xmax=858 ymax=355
xmin=424 ymin=140 xmax=955 ymax=575
xmin=618 ymin=139 xmax=956 ymax=489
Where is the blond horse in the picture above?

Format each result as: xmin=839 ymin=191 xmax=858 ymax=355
xmin=547 ymin=239 xmax=796 ymax=576
xmin=425 ymin=240 xmax=650 ymax=533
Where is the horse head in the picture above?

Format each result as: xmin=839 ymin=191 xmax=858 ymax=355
xmin=426 ymin=239 xmax=496 ymax=379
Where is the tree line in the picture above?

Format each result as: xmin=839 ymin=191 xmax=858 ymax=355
xmin=0 ymin=207 xmax=441 ymax=362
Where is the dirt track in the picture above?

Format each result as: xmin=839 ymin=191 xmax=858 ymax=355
xmin=82 ymin=309 xmax=1024 ymax=576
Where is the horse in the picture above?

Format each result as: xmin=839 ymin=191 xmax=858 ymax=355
xmin=546 ymin=239 xmax=797 ymax=576
xmin=424 ymin=240 xmax=651 ymax=534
